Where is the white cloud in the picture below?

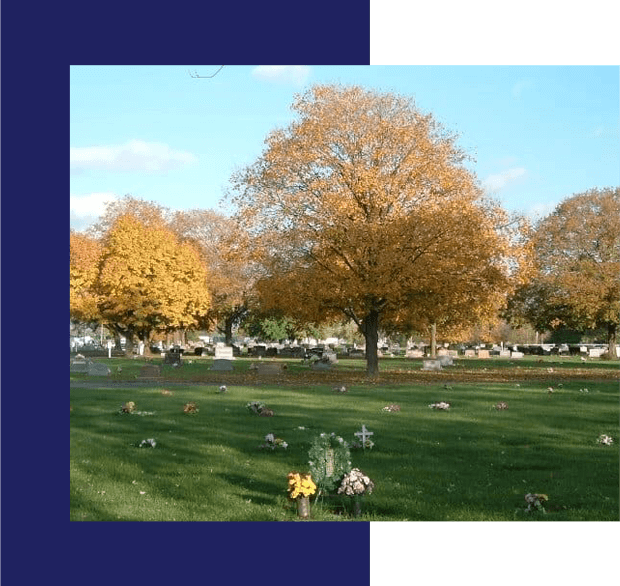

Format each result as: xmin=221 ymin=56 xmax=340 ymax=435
xmin=482 ymin=167 xmax=527 ymax=192
xmin=70 ymin=192 xmax=118 ymax=231
xmin=70 ymin=140 xmax=198 ymax=173
xmin=251 ymin=65 xmax=311 ymax=85
xmin=526 ymin=201 xmax=557 ymax=221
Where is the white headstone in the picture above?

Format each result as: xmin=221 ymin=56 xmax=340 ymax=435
xmin=511 ymin=351 xmax=524 ymax=359
xmin=214 ymin=345 xmax=235 ymax=360
xmin=464 ymin=349 xmax=476 ymax=357
xmin=422 ymin=360 xmax=442 ymax=371
xmin=406 ymin=349 xmax=424 ymax=358
xmin=477 ymin=349 xmax=490 ymax=359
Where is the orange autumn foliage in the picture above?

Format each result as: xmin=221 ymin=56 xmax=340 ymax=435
xmin=230 ymin=84 xmax=530 ymax=375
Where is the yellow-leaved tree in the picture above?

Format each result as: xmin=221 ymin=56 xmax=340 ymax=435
xmin=95 ymin=214 xmax=211 ymax=354
xmin=70 ymin=230 xmax=103 ymax=325
xmin=229 ymin=84 xmax=530 ymax=376
xmin=169 ymin=209 xmax=256 ymax=345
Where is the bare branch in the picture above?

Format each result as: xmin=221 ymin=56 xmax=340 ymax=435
xmin=188 ymin=66 xmax=224 ymax=79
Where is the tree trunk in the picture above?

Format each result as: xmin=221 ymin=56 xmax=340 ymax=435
xmin=124 ymin=334 xmax=135 ymax=357
xmin=430 ymin=323 xmax=437 ymax=358
xmin=606 ymin=323 xmax=618 ymax=360
xmin=362 ymin=309 xmax=380 ymax=377
xmin=114 ymin=333 xmax=123 ymax=352
xmin=224 ymin=316 xmax=234 ymax=346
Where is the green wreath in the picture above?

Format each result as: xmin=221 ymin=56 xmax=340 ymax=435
xmin=308 ymin=432 xmax=352 ymax=493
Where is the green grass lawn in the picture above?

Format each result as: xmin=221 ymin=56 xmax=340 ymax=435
xmin=70 ymin=356 xmax=619 ymax=521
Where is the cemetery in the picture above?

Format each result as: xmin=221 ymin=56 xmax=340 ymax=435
xmin=70 ymin=352 xmax=619 ymax=521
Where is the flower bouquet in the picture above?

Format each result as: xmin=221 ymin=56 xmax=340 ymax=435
xmin=382 ymin=404 xmax=401 ymax=413
xmin=495 ymin=401 xmax=509 ymax=410
xmin=120 ymin=401 xmax=136 ymax=414
xmin=429 ymin=401 xmax=451 ymax=410
xmin=183 ymin=401 xmax=199 ymax=414
xmin=138 ymin=438 xmax=157 ymax=448
xmin=259 ymin=433 xmax=288 ymax=450
xmin=597 ymin=434 xmax=614 ymax=446
xmin=246 ymin=401 xmax=266 ymax=414
xmin=337 ymin=468 xmax=375 ymax=517
xmin=287 ymin=472 xmax=317 ymax=518
xmin=350 ymin=438 xmax=375 ymax=450
xmin=524 ymin=493 xmax=548 ymax=513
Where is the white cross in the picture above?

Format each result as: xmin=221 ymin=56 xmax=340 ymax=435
xmin=354 ymin=425 xmax=374 ymax=446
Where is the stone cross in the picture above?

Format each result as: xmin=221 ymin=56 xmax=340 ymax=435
xmin=354 ymin=425 xmax=374 ymax=447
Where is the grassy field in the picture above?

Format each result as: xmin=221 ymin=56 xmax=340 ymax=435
xmin=70 ymin=355 xmax=619 ymax=521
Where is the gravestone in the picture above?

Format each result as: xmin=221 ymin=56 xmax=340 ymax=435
xmin=87 ymin=362 xmax=111 ymax=376
xmin=464 ymin=349 xmax=476 ymax=358
xmin=310 ymin=360 xmax=332 ymax=371
xmin=163 ymin=350 xmax=182 ymax=365
xmin=406 ymin=349 xmax=424 ymax=358
xmin=437 ymin=355 xmax=454 ymax=367
xmin=255 ymin=362 xmax=284 ymax=375
xmin=214 ymin=345 xmax=235 ymax=360
xmin=437 ymin=349 xmax=449 ymax=356
xmin=139 ymin=364 xmax=162 ymax=379
xmin=588 ymin=348 xmax=603 ymax=358
xmin=324 ymin=352 xmax=338 ymax=364
xmin=70 ymin=357 xmax=91 ymax=373
xmin=477 ymin=349 xmax=490 ymax=359
xmin=510 ymin=351 xmax=524 ymax=359
xmin=422 ymin=360 xmax=442 ymax=371
xmin=499 ymin=350 xmax=511 ymax=358
xmin=211 ymin=359 xmax=234 ymax=371
xmin=251 ymin=345 xmax=267 ymax=357
xmin=348 ymin=348 xmax=365 ymax=358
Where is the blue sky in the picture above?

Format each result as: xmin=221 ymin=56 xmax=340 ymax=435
xmin=70 ymin=65 xmax=619 ymax=231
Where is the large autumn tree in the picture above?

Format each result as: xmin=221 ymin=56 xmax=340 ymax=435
xmin=508 ymin=187 xmax=620 ymax=358
xmin=70 ymin=230 xmax=103 ymax=325
xmin=229 ymin=84 xmax=530 ymax=376
xmin=95 ymin=214 xmax=211 ymax=354
xmin=169 ymin=209 xmax=255 ymax=345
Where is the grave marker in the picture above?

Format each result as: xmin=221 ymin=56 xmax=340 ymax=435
xmin=422 ymin=359 xmax=442 ymax=371
xmin=215 ymin=345 xmax=235 ymax=360
xmin=255 ymin=362 xmax=284 ymax=375
xmin=354 ymin=425 xmax=374 ymax=447
xmin=138 ymin=364 xmax=162 ymax=379
xmin=87 ymin=362 xmax=111 ymax=376
xmin=211 ymin=359 xmax=234 ymax=371
xmin=477 ymin=349 xmax=490 ymax=359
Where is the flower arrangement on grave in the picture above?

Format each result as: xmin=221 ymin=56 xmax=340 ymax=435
xmin=597 ymin=434 xmax=614 ymax=446
xmin=337 ymin=468 xmax=375 ymax=497
xmin=219 ymin=385 xmax=227 ymax=393
xmin=161 ymin=389 xmax=173 ymax=396
xmin=524 ymin=493 xmax=548 ymax=513
xmin=495 ymin=401 xmax=509 ymax=410
xmin=338 ymin=468 xmax=375 ymax=517
xmin=138 ymin=438 xmax=157 ymax=448
xmin=246 ymin=400 xmax=266 ymax=414
xmin=259 ymin=433 xmax=288 ymax=450
xmin=429 ymin=401 xmax=451 ymax=410
xmin=332 ymin=385 xmax=348 ymax=393
xmin=286 ymin=472 xmax=317 ymax=499
xmin=183 ymin=401 xmax=199 ymax=414
xmin=382 ymin=404 xmax=401 ymax=412
xmin=308 ymin=432 xmax=352 ymax=493
xmin=120 ymin=401 xmax=136 ymax=414
xmin=350 ymin=438 xmax=375 ymax=450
